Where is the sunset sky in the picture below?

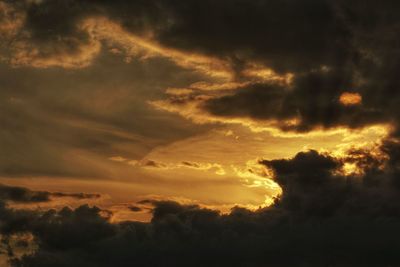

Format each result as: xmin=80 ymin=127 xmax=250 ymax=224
xmin=1 ymin=1 xmax=400 ymax=266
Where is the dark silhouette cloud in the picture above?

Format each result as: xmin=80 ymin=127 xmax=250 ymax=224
xmin=2 ymin=0 xmax=399 ymax=78
xmin=4 ymin=0 xmax=397 ymax=73
xmin=0 ymin=140 xmax=398 ymax=266
xmin=153 ymin=0 xmax=349 ymax=73
xmin=203 ymin=70 xmax=386 ymax=132
xmin=127 ymin=205 xmax=142 ymax=212
xmin=0 ymin=184 xmax=100 ymax=203
xmin=2 ymin=0 xmax=347 ymax=73
xmin=201 ymin=64 xmax=400 ymax=134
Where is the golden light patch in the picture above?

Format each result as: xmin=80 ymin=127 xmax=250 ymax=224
xmin=1 ymin=123 xmax=389 ymax=221
xmin=339 ymin=92 xmax=362 ymax=106
xmin=10 ymin=38 xmax=102 ymax=69
xmin=241 ymin=63 xmax=294 ymax=85
xmin=341 ymin=162 xmax=363 ymax=176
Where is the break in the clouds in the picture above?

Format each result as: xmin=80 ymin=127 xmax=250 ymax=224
xmin=1 ymin=0 xmax=400 ymax=266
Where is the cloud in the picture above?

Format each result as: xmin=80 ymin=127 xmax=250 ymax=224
xmin=1 ymin=1 xmax=398 ymax=78
xmin=152 ymin=70 xmax=385 ymax=133
xmin=152 ymin=0 xmax=349 ymax=74
xmin=1 ymin=2 xmax=233 ymax=77
xmin=9 ymin=36 xmax=101 ymax=69
xmin=129 ymin=158 xmax=226 ymax=175
xmin=153 ymin=65 xmax=399 ymax=136
xmin=0 ymin=2 xmax=24 ymax=39
xmin=0 ymin=1 xmax=101 ymax=69
xmin=339 ymin=92 xmax=362 ymax=106
xmin=127 ymin=205 xmax=142 ymax=212
xmin=3 ymin=0 xmax=400 ymax=136
xmin=133 ymin=0 xmax=400 ymax=137
xmin=0 ymin=140 xmax=397 ymax=266
xmin=1 ymin=1 xmax=400 ymax=265
xmin=0 ymin=184 xmax=100 ymax=203
xmin=1 ymin=0 xmax=347 ymax=74
xmin=0 ymin=28 xmax=212 ymax=179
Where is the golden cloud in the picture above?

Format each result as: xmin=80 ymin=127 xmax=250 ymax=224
xmin=339 ymin=92 xmax=362 ymax=106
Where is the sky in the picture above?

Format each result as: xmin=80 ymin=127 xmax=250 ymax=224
xmin=1 ymin=0 xmax=400 ymax=266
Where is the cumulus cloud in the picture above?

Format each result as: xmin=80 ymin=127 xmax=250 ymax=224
xmin=0 ymin=140 xmax=398 ymax=266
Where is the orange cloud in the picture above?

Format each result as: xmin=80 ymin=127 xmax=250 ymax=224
xmin=81 ymin=17 xmax=234 ymax=79
xmin=0 ymin=2 xmax=24 ymax=38
xmin=241 ymin=63 xmax=294 ymax=85
xmin=10 ymin=38 xmax=102 ymax=69
xmin=339 ymin=92 xmax=362 ymax=106
xmin=2 ymin=10 xmax=297 ymax=86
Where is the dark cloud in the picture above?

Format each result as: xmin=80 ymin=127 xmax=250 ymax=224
xmin=5 ymin=0 xmax=393 ymax=71
xmin=141 ymin=159 xmax=167 ymax=168
xmin=0 ymin=184 xmax=49 ymax=203
xmin=10 ymin=0 xmax=351 ymax=73
xmin=193 ymin=1 xmax=400 ymax=134
xmin=3 ymin=0 xmax=400 ymax=75
xmin=127 ymin=205 xmax=142 ymax=212
xmin=155 ymin=0 xmax=350 ymax=73
xmin=1 ymin=1 xmax=400 ymax=266
xmin=96 ymin=0 xmax=400 ymax=135
xmin=181 ymin=161 xmax=201 ymax=168
xmin=0 ymin=184 xmax=100 ymax=203
xmin=260 ymin=148 xmax=396 ymax=218
xmin=49 ymin=192 xmax=101 ymax=200
xmin=202 ymin=70 xmax=385 ymax=132
xmin=2 ymin=0 xmax=400 ymax=135
xmin=0 ymin=141 xmax=398 ymax=266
